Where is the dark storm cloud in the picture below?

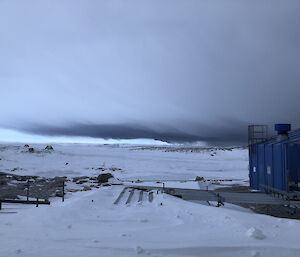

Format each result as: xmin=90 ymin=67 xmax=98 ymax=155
xmin=16 ymin=118 xmax=249 ymax=145
xmin=0 ymin=0 xmax=300 ymax=145
xmin=20 ymin=123 xmax=203 ymax=142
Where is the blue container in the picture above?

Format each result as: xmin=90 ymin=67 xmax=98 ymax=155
xmin=257 ymin=144 xmax=265 ymax=190
xmin=286 ymin=142 xmax=300 ymax=190
xmin=275 ymin=124 xmax=291 ymax=134
xmin=249 ymin=125 xmax=300 ymax=192
xmin=272 ymin=143 xmax=286 ymax=191
xmin=264 ymin=143 xmax=274 ymax=189
xmin=249 ymin=144 xmax=259 ymax=189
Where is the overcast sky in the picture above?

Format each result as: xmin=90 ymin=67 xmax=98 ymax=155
xmin=0 ymin=0 xmax=300 ymax=145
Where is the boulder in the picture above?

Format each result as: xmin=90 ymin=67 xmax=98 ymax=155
xmin=97 ymin=173 xmax=113 ymax=184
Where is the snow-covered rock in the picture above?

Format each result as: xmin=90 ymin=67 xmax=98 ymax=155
xmin=135 ymin=246 xmax=144 ymax=254
xmin=246 ymin=227 xmax=266 ymax=240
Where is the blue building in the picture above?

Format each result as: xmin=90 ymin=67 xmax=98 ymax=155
xmin=249 ymin=124 xmax=300 ymax=192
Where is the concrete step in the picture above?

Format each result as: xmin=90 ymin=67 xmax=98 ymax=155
xmin=114 ymin=187 xmax=154 ymax=205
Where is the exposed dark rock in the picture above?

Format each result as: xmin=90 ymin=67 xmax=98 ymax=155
xmin=0 ymin=178 xmax=8 ymax=186
xmin=53 ymin=176 xmax=67 ymax=181
xmin=55 ymin=190 xmax=64 ymax=197
xmin=45 ymin=145 xmax=54 ymax=150
xmin=16 ymin=176 xmax=28 ymax=182
xmin=101 ymin=183 xmax=112 ymax=187
xmin=82 ymin=185 xmax=92 ymax=191
xmin=195 ymin=176 xmax=204 ymax=181
xmin=72 ymin=176 xmax=89 ymax=183
xmin=76 ymin=180 xmax=89 ymax=184
xmin=97 ymin=173 xmax=113 ymax=184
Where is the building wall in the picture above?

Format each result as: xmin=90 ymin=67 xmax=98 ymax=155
xmin=249 ymin=137 xmax=300 ymax=192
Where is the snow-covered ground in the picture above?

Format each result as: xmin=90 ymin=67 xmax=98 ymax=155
xmin=0 ymin=144 xmax=248 ymax=188
xmin=1 ymin=143 xmax=300 ymax=257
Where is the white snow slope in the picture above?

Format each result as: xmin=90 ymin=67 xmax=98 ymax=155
xmin=0 ymin=144 xmax=300 ymax=257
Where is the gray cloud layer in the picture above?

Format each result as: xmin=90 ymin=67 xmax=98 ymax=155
xmin=1 ymin=0 xmax=300 ymax=144
xmin=18 ymin=119 xmax=248 ymax=145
